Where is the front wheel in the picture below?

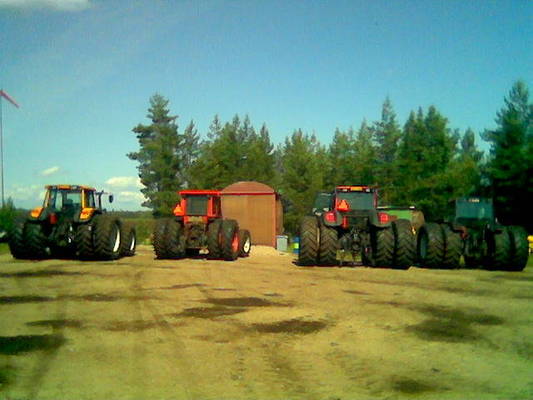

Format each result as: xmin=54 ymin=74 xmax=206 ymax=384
xmin=165 ymin=219 xmax=185 ymax=259
xmin=119 ymin=222 xmax=137 ymax=257
xmin=371 ymin=226 xmax=394 ymax=268
xmin=319 ymin=224 xmax=338 ymax=266
xmin=298 ymin=216 xmax=319 ymax=266
xmin=238 ymin=229 xmax=251 ymax=257
xmin=9 ymin=219 xmax=29 ymax=259
xmin=25 ymin=222 xmax=49 ymax=259
xmin=392 ymin=219 xmax=415 ymax=269
xmin=221 ymin=219 xmax=239 ymax=261
xmin=417 ymin=223 xmax=444 ymax=268
xmin=507 ymin=226 xmax=528 ymax=271
xmin=93 ymin=215 xmax=121 ymax=260
xmin=485 ymin=228 xmax=511 ymax=270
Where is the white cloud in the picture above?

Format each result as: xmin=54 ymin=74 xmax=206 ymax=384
xmin=40 ymin=166 xmax=60 ymax=176
xmin=0 ymin=0 xmax=92 ymax=11
xmin=105 ymin=176 xmax=142 ymax=189
xmin=118 ymin=191 xmax=145 ymax=202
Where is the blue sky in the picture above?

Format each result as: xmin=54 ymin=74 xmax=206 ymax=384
xmin=0 ymin=0 xmax=531 ymax=210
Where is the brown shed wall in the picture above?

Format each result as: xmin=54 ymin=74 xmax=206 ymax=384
xmin=221 ymin=194 xmax=278 ymax=247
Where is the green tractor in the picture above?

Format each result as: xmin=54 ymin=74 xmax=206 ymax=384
xmin=299 ymin=185 xmax=416 ymax=268
xmin=9 ymin=185 xmax=136 ymax=260
xmin=417 ymin=197 xmax=528 ymax=271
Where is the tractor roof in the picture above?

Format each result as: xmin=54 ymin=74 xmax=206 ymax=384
xmin=45 ymin=184 xmax=96 ymax=191
xmin=335 ymin=185 xmax=374 ymax=192
xmin=179 ymin=189 xmax=221 ymax=197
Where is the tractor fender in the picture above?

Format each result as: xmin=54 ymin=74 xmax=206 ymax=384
xmin=369 ymin=212 xmax=392 ymax=228
xmin=320 ymin=210 xmax=342 ymax=227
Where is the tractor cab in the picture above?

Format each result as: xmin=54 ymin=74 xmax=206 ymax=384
xmin=173 ymin=190 xmax=222 ymax=223
xmin=321 ymin=185 xmax=391 ymax=228
xmin=454 ymin=197 xmax=495 ymax=229
xmin=29 ymin=185 xmax=112 ymax=223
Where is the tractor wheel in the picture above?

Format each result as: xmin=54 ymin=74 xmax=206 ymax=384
xmin=8 ymin=219 xmax=28 ymax=259
xmin=417 ymin=223 xmax=444 ymax=268
xmin=485 ymin=228 xmax=511 ymax=270
xmin=371 ymin=226 xmax=394 ymax=268
xmin=207 ymin=219 xmax=223 ymax=259
xmin=25 ymin=222 xmax=49 ymax=259
xmin=75 ymin=223 xmax=95 ymax=260
xmin=153 ymin=218 xmax=170 ymax=259
xmin=220 ymin=219 xmax=239 ymax=261
xmin=93 ymin=215 xmax=121 ymax=260
xmin=298 ymin=216 xmax=319 ymax=266
xmin=507 ymin=226 xmax=528 ymax=271
xmin=119 ymin=222 xmax=137 ymax=257
xmin=237 ymin=229 xmax=251 ymax=257
xmin=392 ymin=219 xmax=416 ymax=269
xmin=165 ymin=219 xmax=185 ymax=259
xmin=441 ymin=224 xmax=462 ymax=269
xmin=319 ymin=224 xmax=338 ymax=266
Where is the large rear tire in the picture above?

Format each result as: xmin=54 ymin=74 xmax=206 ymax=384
xmin=441 ymin=224 xmax=462 ymax=269
xmin=165 ymin=219 xmax=185 ymax=259
xmin=75 ymin=223 xmax=95 ymax=260
xmin=221 ymin=219 xmax=239 ymax=261
xmin=486 ymin=228 xmax=511 ymax=270
xmin=319 ymin=224 xmax=338 ymax=266
xmin=8 ymin=219 xmax=28 ymax=259
xmin=417 ymin=223 xmax=444 ymax=268
xmin=153 ymin=218 xmax=170 ymax=259
xmin=392 ymin=219 xmax=415 ymax=269
xmin=207 ymin=219 xmax=223 ymax=259
xmin=371 ymin=226 xmax=394 ymax=267
xmin=93 ymin=215 xmax=121 ymax=260
xmin=119 ymin=222 xmax=137 ymax=257
xmin=298 ymin=216 xmax=319 ymax=266
xmin=507 ymin=226 xmax=528 ymax=271
xmin=237 ymin=229 xmax=251 ymax=257
xmin=25 ymin=222 xmax=49 ymax=259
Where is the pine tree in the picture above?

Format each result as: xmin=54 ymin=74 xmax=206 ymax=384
xmin=395 ymin=106 xmax=459 ymax=219
xmin=279 ymin=130 xmax=326 ymax=233
xmin=242 ymin=123 xmax=277 ymax=186
xmin=352 ymin=120 xmax=377 ymax=185
xmin=483 ymin=80 xmax=533 ymax=229
xmin=127 ymin=94 xmax=183 ymax=216
xmin=372 ymin=98 xmax=401 ymax=203
xmin=325 ymin=127 xmax=356 ymax=188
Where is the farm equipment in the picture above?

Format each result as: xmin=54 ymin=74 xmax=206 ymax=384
xmin=299 ymin=185 xmax=416 ymax=268
xmin=417 ymin=197 xmax=528 ymax=271
xmin=153 ymin=190 xmax=251 ymax=260
xmin=8 ymin=185 xmax=136 ymax=260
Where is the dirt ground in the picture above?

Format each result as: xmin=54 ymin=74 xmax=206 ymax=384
xmin=0 ymin=245 xmax=531 ymax=400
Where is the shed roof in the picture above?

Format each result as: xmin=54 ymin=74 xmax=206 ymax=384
xmin=221 ymin=181 xmax=275 ymax=195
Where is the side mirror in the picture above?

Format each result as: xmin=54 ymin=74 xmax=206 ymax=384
xmin=109 ymin=195 xmax=114 ymax=203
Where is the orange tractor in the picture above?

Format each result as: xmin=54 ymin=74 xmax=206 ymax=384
xmin=153 ymin=190 xmax=251 ymax=260
xmin=9 ymin=185 xmax=136 ymax=260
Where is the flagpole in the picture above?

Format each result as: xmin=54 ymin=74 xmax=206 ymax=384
xmin=0 ymin=93 xmax=4 ymax=207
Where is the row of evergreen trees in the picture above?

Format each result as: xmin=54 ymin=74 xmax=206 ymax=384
xmin=128 ymin=81 xmax=532 ymax=234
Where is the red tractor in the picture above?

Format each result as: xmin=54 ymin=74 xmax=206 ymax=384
xmin=153 ymin=190 xmax=251 ymax=260
xmin=299 ymin=185 xmax=416 ymax=268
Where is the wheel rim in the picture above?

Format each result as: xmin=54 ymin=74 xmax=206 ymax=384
xmin=112 ymin=226 xmax=121 ymax=253
xmin=243 ymin=237 xmax=251 ymax=253
xmin=129 ymin=235 xmax=136 ymax=251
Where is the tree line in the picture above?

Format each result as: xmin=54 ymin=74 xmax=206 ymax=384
xmin=128 ymin=81 xmax=532 ymax=234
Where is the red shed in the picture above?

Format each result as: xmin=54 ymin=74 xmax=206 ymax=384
xmin=221 ymin=181 xmax=283 ymax=247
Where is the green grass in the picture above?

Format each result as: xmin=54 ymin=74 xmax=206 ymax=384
xmin=0 ymin=243 xmax=9 ymax=255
